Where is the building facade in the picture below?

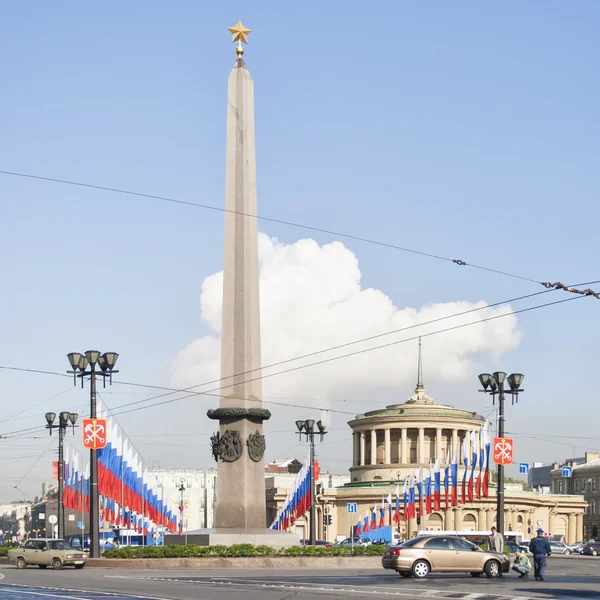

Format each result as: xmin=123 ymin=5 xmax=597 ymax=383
xmin=153 ymin=469 xmax=217 ymax=531
xmin=349 ymin=379 xmax=484 ymax=482
xmin=267 ymin=370 xmax=586 ymax=544
xmin=550 ymin=452 xmax=600 ymax=539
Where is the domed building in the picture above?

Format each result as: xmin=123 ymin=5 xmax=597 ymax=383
xmin=267 ymin=345 xmax=586 ymax=544
xmin=349 ymin=350 xmax=484 ymax=482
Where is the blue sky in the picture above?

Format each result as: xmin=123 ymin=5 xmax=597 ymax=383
xmin=1 ymin=1 xmax=599 ymax=498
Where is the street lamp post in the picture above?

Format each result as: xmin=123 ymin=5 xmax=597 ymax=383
xmin=179 ymin=479 xmax=185 ymax=535
xmin=478 ymin=371 xmax=524 ymax=536
xmin=296 ymin=419 xmax=327 ymax=545
xmin=45 ymin=411 xmax=78 ymax=539
xmin=586 ymin=478 xmax=593 ymax=540
xmin=67 ymin=350 xmax=119 ymax=558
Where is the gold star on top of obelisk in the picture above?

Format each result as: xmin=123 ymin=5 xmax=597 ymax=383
xmin=228 ymin=21 xmax=251 ymax=57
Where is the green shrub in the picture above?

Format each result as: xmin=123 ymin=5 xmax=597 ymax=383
xmin=101 ymin=542 xmax=387 ymax=559
xmin=0 ymin=547 xmax=9 ymax=557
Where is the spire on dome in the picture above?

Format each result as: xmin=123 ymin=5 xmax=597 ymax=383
xmin=406 ymin=337 xmax=434 ymax=405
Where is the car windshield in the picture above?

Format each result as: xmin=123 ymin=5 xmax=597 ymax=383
xmin=48 ymin=541 xmax=72 ymax=551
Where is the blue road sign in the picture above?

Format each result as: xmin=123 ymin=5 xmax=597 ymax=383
xmin=519 ymin=463 xmax=529 ymax=474
xmin=347 ymin=502 xmax=358 ymax=514
xmin=77 ymin=521 xmax=84 ymax=529
xmin=562 ymin=466 xmax=573 ymax=477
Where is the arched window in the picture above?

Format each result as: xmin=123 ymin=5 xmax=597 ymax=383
xmin=462 ymin=513 xmax=477 ymax=531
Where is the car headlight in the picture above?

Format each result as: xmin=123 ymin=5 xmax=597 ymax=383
xmin=66 ymin=554 xmax=74 ymax=559
xmin=503 ymin=554 xmax=510 ymax=560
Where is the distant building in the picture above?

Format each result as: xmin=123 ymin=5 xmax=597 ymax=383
xmin=550 ymin=452 xmax=600 ymax=539
xmin=528 ymin=457 xmax=586 ymax=493
xmin=152 ymin=469 xmax=218 ymax=531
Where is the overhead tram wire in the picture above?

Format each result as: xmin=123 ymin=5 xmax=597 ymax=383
xmin=109 ymin=294 xmax=587 ymax=418
xmin=1 ymin=279 xmax=597 ymax=412
xmin=0 ymin=169 xmax=554 ymax=286
xmin=0 ymin=287 xmax=596 ymax=419
xmin=95 ymin=281 xmax=600 ymax=411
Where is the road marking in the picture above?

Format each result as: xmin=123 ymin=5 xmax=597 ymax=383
xmin=0 ymin=585 xmax=172 ymax=600
xmin=103 ymin=574 xmax=547 ymax=599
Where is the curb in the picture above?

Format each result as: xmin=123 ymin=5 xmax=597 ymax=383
xmin=87 ymin=556 xmax=383 ymax=570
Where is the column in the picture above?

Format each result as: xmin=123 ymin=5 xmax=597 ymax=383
xmin=401 ymin=428 xmax=407 ymax=465
xmin=487 ymin=509 xmax=495 ymax=530
xmin=478 ymin=508 xmax=487 ymax=531
xmin=353 ymin=433 xmax=360 ymax=467
xmin=452 ymin=429 xmax=458 ymax=456
xmin=445 ymin=508 xmax=454 ymax=530
xmin=455 ymin=506 xmax=462 ymax=530
xmin=397 ymin=431 xmax=402 ymax=465
xmin=568 ymin=513 xmax=577 ymax=545
xmin=436 ymin=428 xmax=443 ymax=458
xmin=549 ymin=512 xmax=555 ymax=534
xmin=418 ymin=428 xmax=425 ymax=464
xmin=384 ymin=428 xmax=391 ymax=465
xmin=576 ymin=513 xmax=584 ymax=541
xmin=359 ymin=431 xmax=365 ymax=466
xmin=370 ymin=429 xmax=377 ymax=465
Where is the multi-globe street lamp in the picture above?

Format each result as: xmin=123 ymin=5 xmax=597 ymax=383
xmin=67 ymin=350 xmax=119 ymax=558
xmin=45 ymin=411 xmax=78 ymax=540
xmin=296 ymin=419 xmax=327 ymax=545
xmin=478 ymin=371 xmax=524 ymax=535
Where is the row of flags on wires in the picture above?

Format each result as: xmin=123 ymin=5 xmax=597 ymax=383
xmin=270 ymin=455 xmax=312 ymax=531
xmin=61 ymin=405 xmax=181 ymax=536
xmin=354 ymin=422 xmax=491 ymax=535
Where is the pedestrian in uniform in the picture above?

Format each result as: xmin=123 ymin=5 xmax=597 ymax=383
xmin=529 ymin=528 xmax=552 ymax=581
xmin=511 ymin=549 xmax=532 ymax=577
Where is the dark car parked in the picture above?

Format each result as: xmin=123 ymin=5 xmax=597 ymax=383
xmin=582 ymin=542 xmax=600 ymax=556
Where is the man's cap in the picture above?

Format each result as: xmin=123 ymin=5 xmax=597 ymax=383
xmin=536 ymin=527 xmax=544 ymax=533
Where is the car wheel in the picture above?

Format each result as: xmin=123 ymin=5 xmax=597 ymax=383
xmin=52 ymin=558 xmax=63 ymax=570
xmin=470 ymin=572 xmax=482 ymax=577
xmin=484 ymin=559 xmax=501 ymax=578
xmin=565 ymin=550 xmax=571 ymax=555
xmin=398 ymin=571 xmax=412 ymax=577
xmin=75 ymin=564 xmax=85 ymax=569
xmin=16 ymin=557 xmax=27 ymax=569
xmin=412 ymin=560 xmax=430 ymax=579
xmin=38 ymin=565 xmax=47 ymax=569
xmin=592 ymin=550 xmax=598 ymax=557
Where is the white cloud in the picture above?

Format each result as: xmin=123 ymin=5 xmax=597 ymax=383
xmin=171 ymin=234 xmax=522 ymax=405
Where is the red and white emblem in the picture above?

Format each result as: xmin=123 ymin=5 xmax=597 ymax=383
xmin=493 ymin=437 xmax=513 ymax=465
xmin=83 ymin=418 xmax=107 ymax=449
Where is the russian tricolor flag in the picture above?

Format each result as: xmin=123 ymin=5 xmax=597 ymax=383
xmin=433 ymin=457 xmax=441 ymax=512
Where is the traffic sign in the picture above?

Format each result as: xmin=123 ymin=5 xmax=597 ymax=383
xmin=493 ymin=437 xmax=513 ymax=465
xmin=48 ymin=515 xmax=57 ymax=525
xmin=77 ymin=521 xmax=84 ymax=529
xmin=562 ymin=466 xmax=573 ymax=477
xmin=346 ymin=502 xmax=358 ymax=514
xmin=519 ymin=463 xmax=529 ymax=474
xmin=83 ymin=418 xmax=107 ymax=449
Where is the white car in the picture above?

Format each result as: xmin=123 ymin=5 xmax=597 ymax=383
xmin=333 ymin=537 xmax=372 ymax=547
xmin=549 ymin=541 xmax=573 ymax=555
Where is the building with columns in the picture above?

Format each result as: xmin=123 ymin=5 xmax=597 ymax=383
xmin=266 ymin=350 xmax=586 ymax=544
xmin=349 ymin=377 xmax=484 ymax=482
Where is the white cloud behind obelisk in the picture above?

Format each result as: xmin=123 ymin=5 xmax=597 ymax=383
xmin=171 ymin=234 xmax=522 ymax=406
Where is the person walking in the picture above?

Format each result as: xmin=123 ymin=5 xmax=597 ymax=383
xmin=529 ymin=528 xmax=552 ymax=581
xmin=488 ymin=526 xmax=504 ymax=553
xmin=511 ymin=549 xmax=532 ymax=577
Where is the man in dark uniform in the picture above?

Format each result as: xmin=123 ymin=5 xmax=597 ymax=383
xmin=529 ymin=528 xmax=552 ymax=581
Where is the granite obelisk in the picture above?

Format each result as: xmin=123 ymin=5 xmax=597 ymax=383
xmin=209 ymin=22 xmax=271 ymax=530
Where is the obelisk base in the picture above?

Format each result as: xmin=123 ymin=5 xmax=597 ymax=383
xmin=164 ymin=528 xmax=301 ymax=549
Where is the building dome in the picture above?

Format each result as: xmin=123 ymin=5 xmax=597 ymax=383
xmin=347 ymin=340 xmax=484 ymax=483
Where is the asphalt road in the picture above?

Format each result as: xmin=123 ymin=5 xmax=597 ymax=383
xmin=0 ymin=556 xmax=599 ymax=600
